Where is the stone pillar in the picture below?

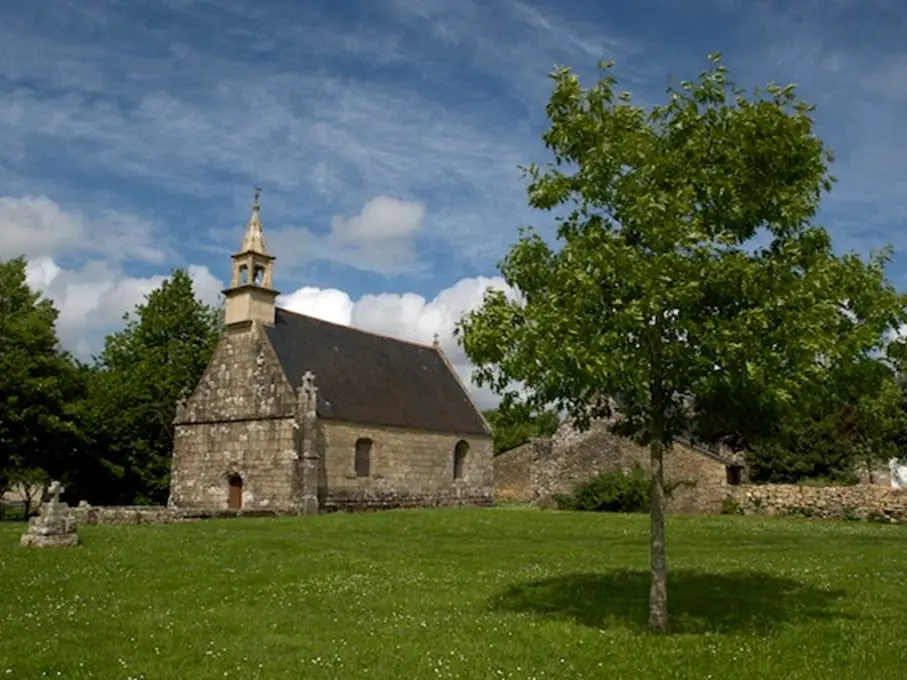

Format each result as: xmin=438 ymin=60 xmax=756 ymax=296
xmin=294 ymin=371 xmax=320 ymax=515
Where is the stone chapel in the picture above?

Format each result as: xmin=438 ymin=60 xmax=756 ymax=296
xmin=167 ymin=191 xmax=494 ymax=513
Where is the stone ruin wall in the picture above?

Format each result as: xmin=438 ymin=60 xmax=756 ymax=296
xmin=493 ymin=419 xmax=734 ymax=514
xmin=728 ymin=484 xmax=907 ymax=522
xmin=494 ymin=419 xmax=907 ymax=523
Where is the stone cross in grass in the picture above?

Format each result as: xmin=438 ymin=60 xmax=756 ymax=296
xmin=48 ymin=480 xmax=63 ymax=504
xmin=20 ymin=479 xmax=79 ymax=548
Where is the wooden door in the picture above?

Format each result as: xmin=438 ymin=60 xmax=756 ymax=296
xmin=228 ymin=475 xmax=243 ymax=509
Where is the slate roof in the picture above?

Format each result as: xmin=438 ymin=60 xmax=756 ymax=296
xmin=263 ymin=307 xmax=490 ymax=436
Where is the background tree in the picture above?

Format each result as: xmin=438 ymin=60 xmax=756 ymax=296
xmin=745 ymin=357 xmax=906 ymax=483
xmin=482 ymin=405 xmax=561 ymax=454
xmin=0 ymin=257 xmax=84 ymax=516
xmin=456 ymin=55 xmax=907 ymax=632
xmin=80 ymin=269 xmax=221 ymax=505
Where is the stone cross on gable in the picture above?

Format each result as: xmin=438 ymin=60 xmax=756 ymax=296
xmin=298 ymin=371 xmax=318 ymax=411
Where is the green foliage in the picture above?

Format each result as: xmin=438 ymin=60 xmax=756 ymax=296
xmin=75 ymin=269 xmax=221 ymax=505
xmin=0 ymin=257 xmax=84 ymax=493
xmin=746 ymin=360 xmax=907 ymax=483
xmin=455 ymin=53 xmax=907 ymax=630
xmin=5 ymin=466 xmax=49 ymax=518
xmin=720 ymin=496 xmax=743 ymax=515
xmin=784 ymin=505 xmax=817 ymax=519
xmin=746 ymin=420 xmax=862 ymax=484
xmin=553 ymin=465 xmax=651 ymax=512
xmin=842 ymin=506 xmax=861 ymax=522
xmin=482 ymin=404 xmax=561 ymax=454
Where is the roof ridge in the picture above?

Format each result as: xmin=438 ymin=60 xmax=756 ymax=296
xmin=673 ymin=435 xmax=740 ymax=467
xmin=433 ymin=335 xmax=493 ymax=437
xmin=275 ymin=305 xmax=437 ymax=351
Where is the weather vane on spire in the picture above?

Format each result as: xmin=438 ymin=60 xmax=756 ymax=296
xmin=253 ymin=185 xmax=263 ymax=210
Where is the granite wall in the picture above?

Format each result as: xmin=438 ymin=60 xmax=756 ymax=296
xmin=493 ymin=419 xmax=739 ymax=514
xmin=319 ymin=420 xmax=494 ymax=511
xmin=727 ymin=484 xmax=907 ymax=522
xmin=169 ymin=323 xmax=299 ymax=511
xmin=66 ymin=505 xmax=299 ymax=527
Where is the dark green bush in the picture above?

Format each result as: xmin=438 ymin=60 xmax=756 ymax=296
xmin=553 ymin=465 xmax=651 ymax=513
xmin=720 ymin=496 xmax=743 ymax=515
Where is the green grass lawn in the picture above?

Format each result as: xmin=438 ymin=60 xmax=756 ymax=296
xmin=1 ymin=509 xmax=905 ymax=679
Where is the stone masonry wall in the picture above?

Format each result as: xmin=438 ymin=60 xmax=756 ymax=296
xmin=67 ymin=505 xmax=299 ymax=527
xmin=176 ymin=323 xmax=296 ymax=423
xmin=493 ymin=441 xmax=537 ymax=502
xmin=318 ymin=420 xmax=495 ymax=511
xmin=169 ymin=418 xmax=298 ymax=510
xmin=169 ymin=324 xmax=299 ymax=511
xmin=493 ymin=420 xmax=734 ymax=514
xmin=728 ymin=484 xmax=907 ymax=522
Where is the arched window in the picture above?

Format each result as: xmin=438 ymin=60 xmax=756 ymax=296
xmin=453 ymin=440 xmax=468 ymax=480
xmin=253 ymin=265 xmax=265 ymax=285
xmin=238 ymin=264 xmax=249 ymax=285
xmin=355 ymin=438 xmax=372 ymax=478
xmin=227 ymin=474 xmax=243 ymax=509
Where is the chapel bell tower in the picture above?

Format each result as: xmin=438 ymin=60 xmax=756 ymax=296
xmin=223 ymin=186 xmax=280 ymax=327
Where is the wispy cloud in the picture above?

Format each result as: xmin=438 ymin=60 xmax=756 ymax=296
xmin=3 ymin=0 xmax=907 ymax=372
xmin=0 ymin=196 xmax=166 ymax=264
xmin=0 ymin=0 xmax=647 ymax=275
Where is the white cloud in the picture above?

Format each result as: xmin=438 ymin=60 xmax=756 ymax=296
xmin=279 ymin=286 xmax=355 ymax=326
xmin=268 ymin=196 xmax=427 ymax=275
xmin=0 ymin=195 xmax=165 ymax=264
xmin=279 ymin=275 xmax=514 ymax=408
xmin=322 ymin=195 xmax=426 ymax=274
xmin=186 ymin=263 xmax=225 ymax=306
xmin=24 ymin=256 xmax=222 ymax=359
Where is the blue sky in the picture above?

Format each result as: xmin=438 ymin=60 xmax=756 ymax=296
xmin=1 ymin=0 xmax=906 ymax=403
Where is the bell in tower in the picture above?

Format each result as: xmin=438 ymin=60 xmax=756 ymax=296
xmin=223 ymin=186 xmax=280 ymax=327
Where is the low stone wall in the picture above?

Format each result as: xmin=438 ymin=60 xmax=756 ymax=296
xmin=67 ymin=505 xmax=298 ymax=527
xmin=322 ymin=491 xmax=495 ymax=513
xmin=728 ymin=484 xmax=907 ymax=522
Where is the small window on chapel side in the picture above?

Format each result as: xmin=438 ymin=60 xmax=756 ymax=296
xmin=355 ymin=438 xmax=372 ymax=478
xmin=453 ymin=440 xmax=468 ymax=480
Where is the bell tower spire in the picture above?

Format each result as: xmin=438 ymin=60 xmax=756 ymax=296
xmin=223 ymin=186 xmax=280 ymax=327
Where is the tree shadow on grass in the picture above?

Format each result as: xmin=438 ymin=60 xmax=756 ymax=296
xmin=489 ymin=569 xmax=850 ymax=634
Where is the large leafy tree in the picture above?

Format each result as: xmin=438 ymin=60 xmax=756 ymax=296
xmin=456 ymin=55 xmax=907 ymax=632
xmin=83 ymin=269 xmax=222 ymax=505
xmin=0 ymin=257 xmax=84 ymax=508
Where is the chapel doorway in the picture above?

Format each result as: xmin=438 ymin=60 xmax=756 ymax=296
xmin=227 ymin=474 xmax=243 ymax=510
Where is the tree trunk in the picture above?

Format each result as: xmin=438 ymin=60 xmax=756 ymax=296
xmin=648 ymin=409 xmax=668 ymax=633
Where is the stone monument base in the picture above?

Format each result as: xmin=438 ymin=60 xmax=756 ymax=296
xmin=20 ymin=532 xmax=80 ymax=548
